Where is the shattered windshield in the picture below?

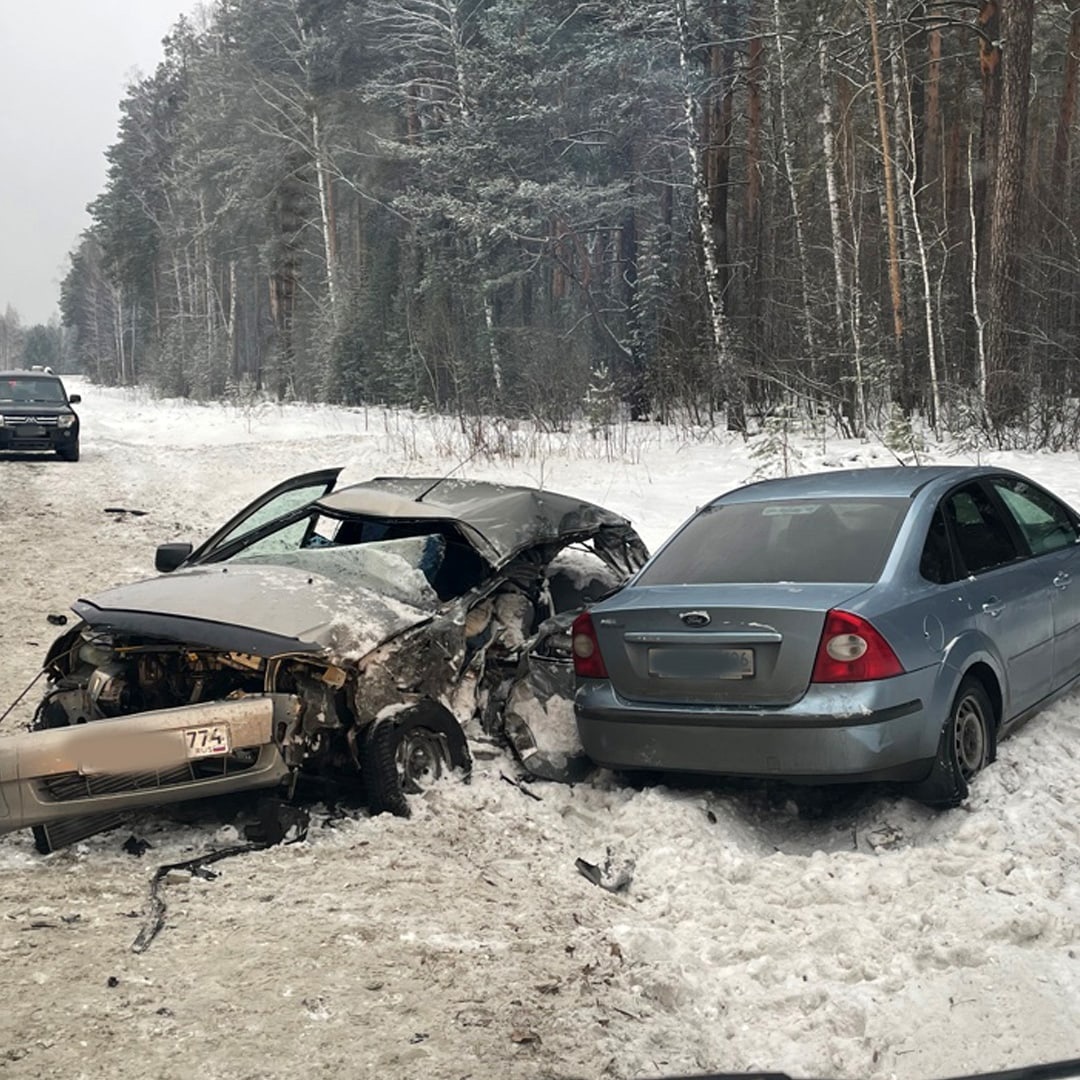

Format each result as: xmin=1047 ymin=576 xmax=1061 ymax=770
xmin=229 ymin=533 xmax=444 ymax=611
xmin=0 ymin=376 xmax=67 ymax=404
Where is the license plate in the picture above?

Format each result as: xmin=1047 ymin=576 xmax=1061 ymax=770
xmin=648 ymin=647 xmax=754 ymax=679
xmin=183 ymin=725 xmax=231 ymax=758
xmin=16 ymin=426 xmax=44 ymax=437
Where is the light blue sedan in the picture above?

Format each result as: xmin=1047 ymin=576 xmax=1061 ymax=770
xmin=573 ymin=466 xmax=1080 ymax=805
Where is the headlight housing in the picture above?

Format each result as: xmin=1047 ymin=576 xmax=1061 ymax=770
xmin=57 ymin=414 xmax=77 ymax=429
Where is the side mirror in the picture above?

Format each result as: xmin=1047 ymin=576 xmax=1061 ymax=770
xmin=155 ymin=542 xmax=193 ymax=573
xmin=68 ymin=394 xmax=81 ymax=404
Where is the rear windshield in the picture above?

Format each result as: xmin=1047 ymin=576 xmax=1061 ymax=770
xmin=0 ymin=376 xmax=66 ymax=404
xmin=637 ymin=497 xmax=910 ymax=585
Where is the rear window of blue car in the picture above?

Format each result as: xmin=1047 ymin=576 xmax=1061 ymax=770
xmin=637 ymin=498 xmax=910 ymax=584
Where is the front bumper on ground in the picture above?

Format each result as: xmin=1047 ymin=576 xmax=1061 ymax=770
xmin=0 ymin=694 xmax=296 ymax=835
xmin=574 ymin=671 xmax=941 ymax=783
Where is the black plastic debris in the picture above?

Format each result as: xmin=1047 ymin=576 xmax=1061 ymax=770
xmin=499 ymin=772 xmax=542 ymax=802
xmin=46 ymin=614 xmax=67 ymax=626
xmin=132 ymin=842 xmax=270 ymax=953
xmin=243 ymin=798 xmax=310 ymax=846
xmin=122 ymin=835 xmax=152 ymax=858
xmin=574 ymin=847 xmax=635 ymax=894
xmin=104 ymin=507 xmax=149 ymax=516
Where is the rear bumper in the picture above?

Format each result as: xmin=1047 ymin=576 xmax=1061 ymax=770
xmin=0 ymin=695 xmax=296 ymax=835
xmin=574 ymin=671 xmax=941 ymax=783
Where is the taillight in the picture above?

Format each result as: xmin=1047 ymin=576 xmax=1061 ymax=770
xmin=811 ymin=609 xmax=903 ymax=683
xmin=571 ymin=611 xmax=609 ymax=678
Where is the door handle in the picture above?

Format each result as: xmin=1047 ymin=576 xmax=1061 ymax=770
xmin=1053 ymin=572 xmax=1071 ymax=590
xmin=981 ymin=597 xmax=1004 ymax=618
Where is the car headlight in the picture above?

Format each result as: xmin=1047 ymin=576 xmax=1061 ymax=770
xmin=0 ymin=415 xmax=7 ymax=428
xmin=57 ymin=414 xmax=76 ymax=429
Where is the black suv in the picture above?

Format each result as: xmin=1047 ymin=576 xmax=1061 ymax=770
xmin=0 ymin=370 xmax=81 ymax=461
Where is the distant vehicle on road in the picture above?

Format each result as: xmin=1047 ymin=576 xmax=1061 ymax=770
xmin=0 ymin=370 xmax=81 ymax=461
xmin=574 ymin=465 xmax=1080 ymax=806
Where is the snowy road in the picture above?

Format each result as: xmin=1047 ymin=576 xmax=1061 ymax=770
xmin=1 ymin=382 xmax=1079 ymax=1080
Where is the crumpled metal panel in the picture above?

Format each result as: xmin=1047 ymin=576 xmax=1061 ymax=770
xmin=318 ymin=477 xmax=637 ymax=567
xmin=0 ymin=695 xmax=296 ymax=835
xmin=74 ymin=561 xmax=433 ymax=657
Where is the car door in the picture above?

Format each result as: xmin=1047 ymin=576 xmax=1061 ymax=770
xmin=943 ymin=480 xmax=1053 ymax=718
xmin=989 ymin=475 xmax=1080 ymax=690
xmin=188 ymin=467 xmax=343 ymax=565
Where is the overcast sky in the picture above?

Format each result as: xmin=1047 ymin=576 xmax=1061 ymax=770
xmin=0 ymin=2 xmax=192 ymax=326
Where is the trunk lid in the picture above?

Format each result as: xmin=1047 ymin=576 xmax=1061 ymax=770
xmin=591 ymin=583 xmax=871 ymax=706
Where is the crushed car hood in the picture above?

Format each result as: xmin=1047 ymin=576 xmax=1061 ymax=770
xmin=73 ymin=563 xmax=435 ymax=659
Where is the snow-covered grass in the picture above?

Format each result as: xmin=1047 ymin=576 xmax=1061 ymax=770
xmin=1 ymin=379 xmax=1079 ymax=1080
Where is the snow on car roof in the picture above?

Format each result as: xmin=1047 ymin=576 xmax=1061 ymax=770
xmin=317 ymin=476 xmax=631 ymax=563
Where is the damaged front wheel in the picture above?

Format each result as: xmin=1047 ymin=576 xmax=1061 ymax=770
xmin=361 ymin=701 xmax=471 ymax=817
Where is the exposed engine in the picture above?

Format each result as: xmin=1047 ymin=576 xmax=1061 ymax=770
xmin=36 ymin=625 xmax=354 ymax=775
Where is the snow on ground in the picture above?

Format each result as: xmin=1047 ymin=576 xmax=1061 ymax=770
xmin=1 ymin=381 xmax=1079 ymax=1080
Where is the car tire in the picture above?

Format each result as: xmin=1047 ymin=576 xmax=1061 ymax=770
xmin=361 ymin=700 xmax=471 ymax=817
xmin=32 ymin=696 xmax=71 ymax=730
xmin=912 ymin=676 xmax=995 ymax=808
xmin=57 ymin=441 xmax=79 ymax=462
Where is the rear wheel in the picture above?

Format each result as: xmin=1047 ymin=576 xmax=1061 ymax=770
xmin=912 ymin=676 xmax=994 ymax=808
xmin=361 ymin=701 xmax=471 ymax=817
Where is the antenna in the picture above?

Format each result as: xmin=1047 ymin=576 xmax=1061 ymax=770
xmin=416 ymin=445 xmax=483 ymax=502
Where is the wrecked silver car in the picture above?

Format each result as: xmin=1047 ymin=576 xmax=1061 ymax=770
xmin=0 ymin=470 xmax=647 ymax=852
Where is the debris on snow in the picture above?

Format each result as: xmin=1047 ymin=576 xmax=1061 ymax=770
xmin=575 ymin=847 xmax=635 ymax=894
xmin=122 ymin=835 xmax=152 ymax=858
xmin=500 ymin=772 xmax=543 ymax=802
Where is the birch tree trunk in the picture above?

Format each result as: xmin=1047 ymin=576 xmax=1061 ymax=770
xmin=819 ymin=38 xmax=865 ymax=434
xmin=227 ymin=259 xmax=238 ymax=384
xmin=772 ymin=0 xmax=815 ymax=356
xmin=968 ymin=133 xmax=988 ymax=406
xmin=111 ymin=283 xmax=127 ymax=384
xmin=310 ymin=104 xmax=339 ymax=320
xmin=675 ymin=0 xmax=736 ymax=395
xmin=867 ymin=0 xmax=904 ymax=346
xmin=889 ymin=8 xmax=940 ymax=429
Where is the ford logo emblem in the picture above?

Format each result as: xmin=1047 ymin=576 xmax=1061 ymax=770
xmin=680 ymin=610 xmax=711 ymax=628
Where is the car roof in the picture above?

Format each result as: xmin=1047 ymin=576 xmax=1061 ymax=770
xmin=0 ymin=369 xmax=62 ymax=379
xmin=317 ymin=476 xmax=632 ymax=563
xmin=714 ymin=465 xmax=999 ymax=504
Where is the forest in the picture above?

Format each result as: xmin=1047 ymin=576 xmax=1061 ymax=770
xmin=8 ymin=0 xmax=1079 ymax=446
